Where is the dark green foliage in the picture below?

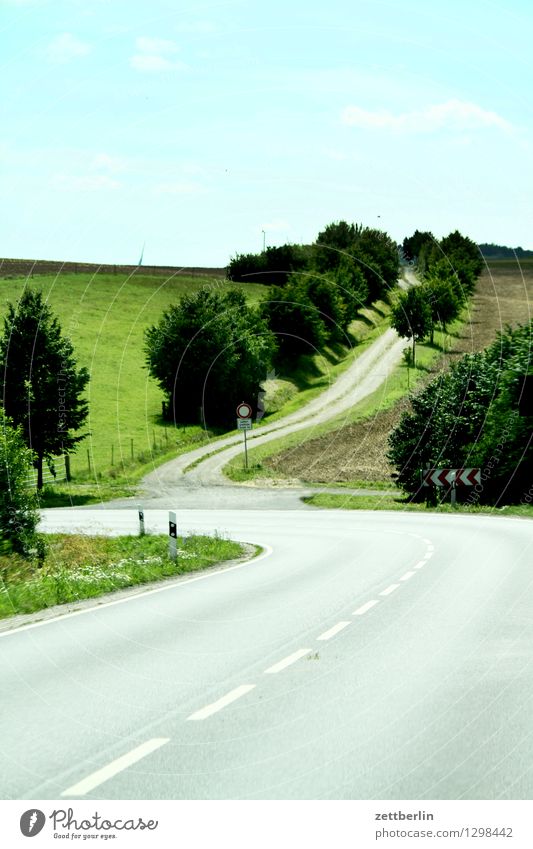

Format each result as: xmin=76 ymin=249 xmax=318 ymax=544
xmin=390 ymin=287 xmax=432 ymax=364
xmin=388 ymin=322 xmax=533 ymax=503
xmin=145 ymin=287 xmax=276 ymax=426
xmin=423 ymin=277 xmax=461 ymax=342
xmin=423 ymin=231 xmax=483 ymax=299
xmin=478 ymin=243 xmax=533 ymax=259
xmin=314 ymin=221 xmax=358 ymax=271
xmin=333 ymin=259 xmax=369 ymax=321
xmin=314 ymin=221 xmax=399 ymax=302
xmin=468 ymin=323 xmax=533 ymax=502
xmin=227 ymin=244 xmax=311 ymax=285
xmin=0 ymin=290 xmax=89 ymax=489
xmin=354 ymin=227 xmax=399 ymax=296
xmin=261 ymin=278 xmax=327 ymax=359
xmin=402 ymin=230 xmax=434 ymax=262
xmin=0 ymin=409 xmax=40 ymax=555
xmin=305 ymin=275 xmax=348 ymax=340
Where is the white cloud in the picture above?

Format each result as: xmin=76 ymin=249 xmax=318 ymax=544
xmin=46 ymin=33 xmax=91 ymax=63
xmin=135 ymin=37 xmax=178 ymax=55
xmin=54 ymin=174 xmax=119 ymax=191
xmin=154 ymin=181 xmax=206 ymax=195
xmin=91 ymin=153 xmax=128 ymax=173
xmin=174 ymin=21 xmax=216 ymax=34
xmin=130 ymin=54 xmax=186 ymax=72
xmin=130 ymin=35 xmax=186 ymax=72
xmin=341 ymin=99 xmax=511 ymax=133
xmin=260 ymin=219 xmax=289 ymax=233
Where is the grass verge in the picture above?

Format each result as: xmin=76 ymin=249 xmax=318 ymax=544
xmin=0 ymin=533 xmax=251 ymax=619
xmin=302 ymin=492 xmax=533 ymax=518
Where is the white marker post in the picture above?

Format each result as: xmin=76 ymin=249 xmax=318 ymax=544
xmin=138 ymin=506 xmax=145 ymax=536
xmin=168 ymin=511 xmax=177 ymax=560
xmin=450 ymin=470 xmax=457 ymax=507
xmin=236 ymin=402 xmax=253 ymax=471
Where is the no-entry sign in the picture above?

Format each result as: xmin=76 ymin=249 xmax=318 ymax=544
xmin=236 ymin=402 xmax=252 ymax=419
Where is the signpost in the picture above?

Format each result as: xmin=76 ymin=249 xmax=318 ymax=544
xmin=422 ymin=468 xmax=481 ymax=488
xmin=168 ymin=510 xmax=177 ymax=560
xmin=236 ymin=402 xmax=253 ymax=470
xmin=422 ymin=468 xmax=481 ymax=506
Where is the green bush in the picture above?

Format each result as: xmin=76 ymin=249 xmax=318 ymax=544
xmin=0 ymin=409 xmax=40 ymax=555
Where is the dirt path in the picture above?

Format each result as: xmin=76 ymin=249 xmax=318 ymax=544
xmin=140 ymin=323 xmax=407 ymax=497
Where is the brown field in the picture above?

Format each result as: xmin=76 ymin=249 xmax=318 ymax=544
xmin=265 ymin=260 xmax=533 ymax=484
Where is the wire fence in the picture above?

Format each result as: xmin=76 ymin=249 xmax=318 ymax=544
xmin=25 ymin=457 xmax=67 ymax=488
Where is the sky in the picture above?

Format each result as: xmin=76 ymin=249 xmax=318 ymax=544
xmin=2 ymin=0 xmax=532 ymax=267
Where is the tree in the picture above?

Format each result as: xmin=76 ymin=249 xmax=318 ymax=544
xmin=227 ymin=244 xmax=311 ymax=285
xmin=387 ymin=352 xmax=499 ymax=499
xmin=261 ymin=278 xmax=327 ymax=359
xmin=402 ymin=230 xmax=434 ymax=262
xmin=423 ymin=278 xmax=460 ymax=343
xmin=145 ymin=287 xmax=276 ymax=426
xmin=353 ymin=227 xmax=399 ymax=296
xmin=0 ymin=409 xmax=39 ymax=555
xmin=0 ymin=290 xmax=89 ymax=489
xmin=313 ymin=222 xmax=399 ymax=302
xmin=331 ymin=259 xmax=369 ymax=322
xmin=390 ymin=287 xmax=432 ymax=365
xmin=387 ymin=321 xmax=533 ymax=503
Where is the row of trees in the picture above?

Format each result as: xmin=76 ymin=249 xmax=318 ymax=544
xmin=146 ymin=221 xmax=400 ymax=425
xmin=387 ymin=321 xmax=533 ymax=504
xmin=228 ymin=221 xmax=400 ymax=305
xmin=391 ymin=230 xmax=484 ymax=364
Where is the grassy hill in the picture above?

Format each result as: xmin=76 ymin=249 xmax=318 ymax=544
xmin=0 ymin=271 xmax=265 ymax=488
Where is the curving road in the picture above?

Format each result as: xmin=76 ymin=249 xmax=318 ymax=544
xmin=1 ymin=507 xmax=532 ymax=800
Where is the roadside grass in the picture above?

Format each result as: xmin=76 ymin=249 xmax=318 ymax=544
xmin=0 ymin=533 xmax=250 ymax=619
xmin=302 ymin=492 xmax=533 ymax=519
xmin=224 ymin=318 xmax=461 ymax=483
xmin=307 ymin=479 xmax=397 ymax=491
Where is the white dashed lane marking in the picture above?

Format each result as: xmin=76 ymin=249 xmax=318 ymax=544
xmin=61 ymin=738 xmax=170 ymax=796
xmin=380 ymin=583 xmax=400 ymax=596
xmin=264 ymin=648 xmax=311 ymax=674
xmin=400 ymin=571 xmax=416 ymax=581
xmin=187 ymin=685 xmax=256 ymax=721
xmin=353 ymin=600 xmax=379 ymax=616
xmin=317 ymin=621 xmax=351 ymax=641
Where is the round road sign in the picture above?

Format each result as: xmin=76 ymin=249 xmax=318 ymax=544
xmin=236 ymin=402 xmax=252 ymax=418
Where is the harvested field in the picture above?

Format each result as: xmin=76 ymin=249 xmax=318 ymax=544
xmin=265 ymin=261 xmax=533 ymax=484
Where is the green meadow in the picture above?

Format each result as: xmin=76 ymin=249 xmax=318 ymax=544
xmin=0 ymin=271 xmax=264 ymax=487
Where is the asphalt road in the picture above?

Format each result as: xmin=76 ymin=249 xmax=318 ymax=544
xmin=2 ymin=508 xmax=532 ymax=800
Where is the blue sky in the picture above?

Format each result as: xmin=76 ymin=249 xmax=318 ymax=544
xmin=2 ymin=0 xmax=532 ymax=266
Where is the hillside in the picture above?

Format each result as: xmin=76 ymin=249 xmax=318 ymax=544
xmin=0 ymin=270 xmax=263 ymax=483
xmin=0 ymin=257 xmax=225 ymax=279
xmin=264 ymin=259 xmax=533 ymax=484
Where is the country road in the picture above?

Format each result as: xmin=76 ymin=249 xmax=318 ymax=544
xmin=2 ymin=508 xmax=532 ymax=800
